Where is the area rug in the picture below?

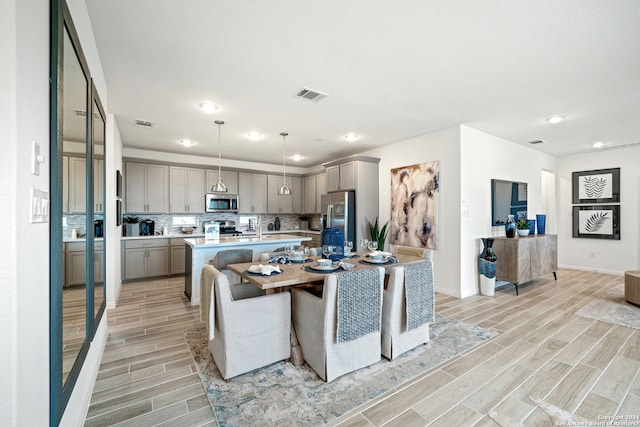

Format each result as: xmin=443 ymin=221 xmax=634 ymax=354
xmin=575 ymin=283 xmax=640 ymax=329
xmin=184 ymin=314 xmax=497 ymax=426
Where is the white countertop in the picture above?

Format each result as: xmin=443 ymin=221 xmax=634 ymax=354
xmin=185 ymin=233 xmax=311 ymax=249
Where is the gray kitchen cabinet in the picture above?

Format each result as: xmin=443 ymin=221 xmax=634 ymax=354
xmin=323 ymin=157 xmax=379 ymax=243
xmin=169 ymin=166 xmax=205 ymax=213
xmin=67 ymin=156 xmax=86 ymax=213
xmin=93 ymin=158 xmax=104 ymax=213
xmin=238 ymin=172 xmax=267 ymax=213
xmin=65 ymin=241 xmax=103 ymax=286
xmin=205 ymin=169 xmax=238 ymax=195
xmin=63 ymin=156 xmax=69 ymax=212
xmin=124 ymin=238 xmax=169 ymax=280
xmin=326 ymin=161 xmax=355 ymax=191
xmin=267 ymin=175 xmax=293 ymax=214
xmin=292 ymin=176 xmax=303 ymax=213
xmin=170 ymin=238 xmax=186 ymax=274
xmin=304 ymin=173 xmax=325 ymax=214
xmin=125 ymin=162 xmax=169 ymax=213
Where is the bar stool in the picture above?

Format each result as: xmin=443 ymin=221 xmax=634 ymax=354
xmin=211 ymin=249 xmax=253 ymax=284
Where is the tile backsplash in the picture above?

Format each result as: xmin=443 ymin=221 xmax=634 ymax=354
xmin=63 ymin=213 xmax=320 ymax=238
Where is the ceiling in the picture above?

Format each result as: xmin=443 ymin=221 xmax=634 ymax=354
xmin=85 ymin=0 xmax=640 ymax=167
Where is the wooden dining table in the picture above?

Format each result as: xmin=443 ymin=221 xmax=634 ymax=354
xmin=226 ymin=251 xmax=428 ymax=291
xmin=227 ymin=251 xmax=430 ymax=366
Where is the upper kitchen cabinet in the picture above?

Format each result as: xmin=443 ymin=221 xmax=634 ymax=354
xmin=125 ymin=162 xmax=169 ymax=213
xmin=323 ymin=157 xmax=380 ymax=240
xmin=304 ymin=173 xmax=325 ymax=214
xmin=169 ymin=166 xmax=205 ymax=213
xmin=67 ymin=156 xmax=86 ymax=213
xmin=93 ymin=158 xmax=104 ymax=213
xmin=206 ymin=169 xmax=238 ymax=195
xmin=238 ymin=172 xmax=267 ymax=213
xmin=267 ymin=175 xmax=302 ymax=214
xmin=326 ymin=161 xmax=356 ymax=192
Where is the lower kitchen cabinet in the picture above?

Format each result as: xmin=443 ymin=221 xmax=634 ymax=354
xmin=123 ymin=239 xmax=169 ymax=280
xmin=298 ymin=232 xmax=321 ymax=248
xmin=170 ymin=238 xmax=186 ymax=274
xmin=65 ymin=241 xmax=103 ymax=286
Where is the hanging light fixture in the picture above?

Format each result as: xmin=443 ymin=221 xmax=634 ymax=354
xmin=278 ymin=132 xmax=292 ymax=195
xmin=211 ymin=120 xmax=227 ymax=193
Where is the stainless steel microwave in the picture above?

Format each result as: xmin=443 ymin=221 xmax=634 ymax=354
xmin=205 ymin=193 xmax=239 ymax=213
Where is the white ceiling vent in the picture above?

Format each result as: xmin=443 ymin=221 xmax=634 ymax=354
xmin=528 ymin=140 xmax=545 ymax=144
xmin=135 ymin=119 xmax=153 ymax=128
xmin=296 ymin=87 xmax=328 ymax=102
xmin=601 ymin=142 xmax=640 ymax=151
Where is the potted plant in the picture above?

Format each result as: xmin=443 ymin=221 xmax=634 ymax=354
xmin=366 ymin=216 xmax=389 ymax=250
xmin=123 ymin=215 xmax=141 ymax=236
xmin=516 ymin=219 xmax=530 ymax=237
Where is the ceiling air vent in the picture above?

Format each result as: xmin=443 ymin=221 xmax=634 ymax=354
xmin=601 ymin=142 xmax=640 ymax=151
xmin=528 ymin=140 xmax=545 ymax=145
xmin=135 ymin=119 xmax=153 ymax=128
xmin=296 ymin=87 xmax=328 ymax=102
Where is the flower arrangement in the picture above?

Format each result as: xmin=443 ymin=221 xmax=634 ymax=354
xmin=516 ymin=220 xmax=529 ymax=230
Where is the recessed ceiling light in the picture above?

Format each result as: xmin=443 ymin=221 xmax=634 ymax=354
xmin=291 ymin=154 xmax=302 ymax=161
xmin=546 ymin=116 xmax=564 ymax=124
xmin=247 ymin=131 xmax=263 ymax=141
xmin=180 ymin=139 xmax=194 ymax=147
xmin=344 ymin=133 xmax=359 ymax=142
xmin=593 ymin=141 xmax=604 ymax=148
xmin=200 ymin=102 xmax=219 ymax=114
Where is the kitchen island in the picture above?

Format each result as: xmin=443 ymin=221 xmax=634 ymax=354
xmin=184 ymin=233 xmax=311 ymax=305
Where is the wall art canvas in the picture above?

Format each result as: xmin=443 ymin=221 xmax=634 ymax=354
xmin=572 ymin=205 xmax=620 ymax=240
xmin=572 ymin=168 xmax=620 ymax=204
xmin=390 ymin=161 xmax=439 ymax=249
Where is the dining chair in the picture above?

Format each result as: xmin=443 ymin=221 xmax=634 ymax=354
xmin=291 ymin=267 xmax=385 ymax=382
xmin=211 ymin=248 xmax=253 ymax=283
xmin=200 ymin=265 xmax=291 ymax=380
xmin=381 ymin=261 xmax=434 ymax=360
xmin=393 ymin=244 xmax=434 ymax=261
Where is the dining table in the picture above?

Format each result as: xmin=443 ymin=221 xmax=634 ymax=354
xmin=226 ymin=251 xmax=430 ymax=366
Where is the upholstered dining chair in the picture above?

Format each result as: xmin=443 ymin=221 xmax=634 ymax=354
xmin=393 ymin=244 xmax=434 ymax=261
xmin=211 ymin=248 xmax=253 ymax=283
xmin=200 ymin=265 xmax=291 ymax=380
xmin=291 ymin=267 xmax=385 ymax=382
xmin=381 ymin=262 xmax=434 ymax=360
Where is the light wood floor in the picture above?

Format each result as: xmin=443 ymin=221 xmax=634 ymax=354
xmin=85 ymin=269 xmax=640 ymax=426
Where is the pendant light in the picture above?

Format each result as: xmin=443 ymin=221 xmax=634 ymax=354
xmin=278 ymin=132 xmax=292 ymax=195
xmin=211 ymin=120 xmax=227 ymax=193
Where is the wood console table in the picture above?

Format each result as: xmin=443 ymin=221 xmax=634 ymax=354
xmin=491 ymin=234 xmax=557 ymax=295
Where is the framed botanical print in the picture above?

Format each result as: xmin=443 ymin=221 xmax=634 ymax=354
xmin=572 ymin=168 xmax=620 ymax=204
xmin=572 ymin=205 xmax=620 ymax=240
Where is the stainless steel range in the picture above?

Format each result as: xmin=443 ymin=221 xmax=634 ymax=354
xmin=202 ymin=220 xmax=243 ymax=236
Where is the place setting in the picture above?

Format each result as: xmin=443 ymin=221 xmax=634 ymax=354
xmin=244 ymin=264 xmax=283 ymax=276
xmin=358 ymin=238 xmax=398 ymax=266
xmin=304 ymin=245 xmax=357 ymax=273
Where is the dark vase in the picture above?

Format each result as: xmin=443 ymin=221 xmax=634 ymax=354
xmin=505 ymin=214 xmax=516 ymax=238
xmin=480 ymin=238 xmax=497 ymax=262
xmin=274 ymin=217 xmax=281 ymax=231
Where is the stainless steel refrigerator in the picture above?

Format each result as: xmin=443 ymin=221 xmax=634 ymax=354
xmin=320 ymin=190 xmax=356 ymax=243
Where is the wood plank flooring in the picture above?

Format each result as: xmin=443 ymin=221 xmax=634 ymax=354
xmin=85 ymin=269 xmax=640 ymax=426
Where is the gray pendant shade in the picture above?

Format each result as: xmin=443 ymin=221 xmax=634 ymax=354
xmin=211 ymin=120 xmax=228 ymax=193
xmin=278 ymin=132 xmax=292 ymax=195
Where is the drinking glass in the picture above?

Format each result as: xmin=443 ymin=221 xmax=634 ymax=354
xmin=359 ymin=238 xmax=369 ymax=251
xmin=367 ymin=240 xmax=378 ymax=252
xmin=344 ymin=241 xmax=353 ymax=255
xmin=302 ymin=246 xmax=310 ymax=258
xmin=322 ymin=245 xmax=334 ymax=259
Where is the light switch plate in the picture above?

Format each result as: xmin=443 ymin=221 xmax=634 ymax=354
xmin=30 ymin=188 xmax=49 ymax=223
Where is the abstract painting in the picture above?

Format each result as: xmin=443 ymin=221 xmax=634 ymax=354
xmin=390 ymin=161 xmax=439 ymax=249
xmin=572 ymin=205 xmax=620 ymax=240
xmin=572 ymin=168 xmax=620 ymax=204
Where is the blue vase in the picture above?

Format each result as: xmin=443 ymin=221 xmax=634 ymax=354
xmin=479 ymin=238 xmax=497 ymax=296
xmin=536 ymin=214 xmax=546 ymax=235
xmin=528 ymin=219 xmax=536 ymax=235
xmin=505 ymin=215 xmax=516 ymax=238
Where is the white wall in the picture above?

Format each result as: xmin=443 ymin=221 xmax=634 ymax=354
xmin=556 ymin=148 xmax=640 ymax=274
xmin=1 ymin=0 xmax=50 ymax=425
xmin=106 ymin=115 xmax=123 ymax=308
xmin=362 ymin=126 xmax=463 ymax=297
xmin=460 ymin=126 xmax=556 ymax=297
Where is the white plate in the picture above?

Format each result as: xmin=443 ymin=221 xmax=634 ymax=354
xmin=363 ymin=257 xmax=390 ymax=264
xmin=310 ymin=264 xmax=338 ymax=271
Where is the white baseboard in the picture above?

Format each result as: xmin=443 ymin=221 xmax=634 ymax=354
xmin=558 ymin=264 xmax=624 ymax=276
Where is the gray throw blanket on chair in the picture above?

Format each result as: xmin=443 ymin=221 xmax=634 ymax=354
xmin=404 ymin=261 xmax=435 ymax=330
xmin=336 ymin=268 xmax=381 ymax=342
